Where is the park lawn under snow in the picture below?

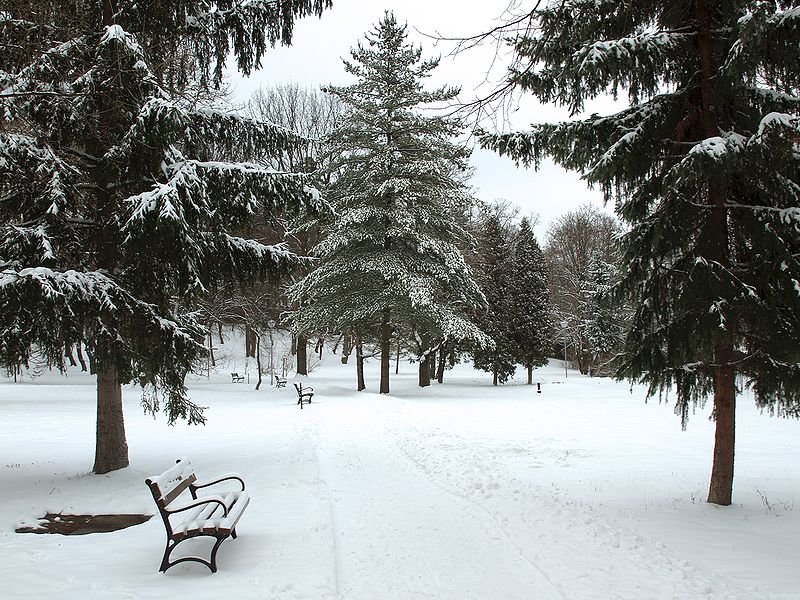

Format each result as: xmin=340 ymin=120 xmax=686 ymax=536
xmin=1 ymin=339 xmax=798 ymax=600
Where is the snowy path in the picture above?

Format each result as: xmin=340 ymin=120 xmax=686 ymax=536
xmin=305 ymin=391 xmax=763 ymax=600
xmin=307 ymin=394 xmax=564 ymax=600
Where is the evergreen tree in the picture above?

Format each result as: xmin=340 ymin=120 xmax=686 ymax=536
xmin=480 ymin=0 xmax=800 ymax=504
xmin=291 ymin=12 xmax=488 ymax=393
xmin=579 ymin=257 xmax=626 ymax=376
xmin=0 ymin=0 xmax=331 ymax=473
xmin=509 ymin=218 xmax=551 ymax=384
xmin=472 ymin=208 xmax=517 ymax=385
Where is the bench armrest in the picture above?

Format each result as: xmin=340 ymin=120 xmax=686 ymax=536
xmin=166 ymin=494 xmax=228 ymax=517
xmin=191 ymin=473 xmax=246 ymax=492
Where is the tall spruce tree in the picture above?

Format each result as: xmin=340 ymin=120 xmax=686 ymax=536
xmin=472 ymin=208 xmax=517 ymax=385
xmin=0 ymin=1 xmax=331 ymax=473
xmin=509 ymin=217 xmax=551 ymax=384
xmin=579 ymin=257 xmax=626 ymax=376
xmin=480 ymin=1 xmax=800 ymax=504
xmin=291 ymin=12 xmax=488 ymax=393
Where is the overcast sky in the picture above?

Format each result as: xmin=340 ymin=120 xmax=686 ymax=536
xmin=228 ymin=0 xmax=617 ymax=240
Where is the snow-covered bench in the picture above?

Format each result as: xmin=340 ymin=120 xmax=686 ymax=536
xmin=145 ymin=458 xmax=249 ymax=573
xmin=294 ymin=382 xmax=313 ymax=408
xmin=231 ymin=372 xmax=244 ymax=383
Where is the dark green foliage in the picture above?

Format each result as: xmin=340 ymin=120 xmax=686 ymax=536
xmin=579 ymin=257 xmax=626 ymax=376
xmin=509 ymin=218 xmax=551 ymax=374
xmin=0 ymin=1 xmax=331 ymax=427
xmin=472 ymin=208 xmax=517 ymax=385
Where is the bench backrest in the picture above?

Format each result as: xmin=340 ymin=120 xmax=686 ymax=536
xmin=293 ymin=382 xmax=303 ymax=393
xmin=145 ymin=458 xmax=196 ymax=508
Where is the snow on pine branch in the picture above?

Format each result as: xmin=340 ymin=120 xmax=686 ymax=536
xmin=0 ymin=267 xmax=199 ymax=345
xmin=123 ymin=147 xmax=324 ymax=234
xmin=0 ymin=224 xmax=55 ymax=267
xmin=99 ymin=24 xmax=144 ymax=55
xmin=108 ymin=97 xmax=309 ymax=165
xmin=573 ymin=32 xmax=685 ymax=77
xmin=0 ymin=133 xmax=78 ymax=215
xmin=0 ymin=35 xmax=89 ymax=100
xmin=752 ymin=112 xmax=800 ymax=145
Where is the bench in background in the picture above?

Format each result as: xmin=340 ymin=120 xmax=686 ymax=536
xmin=294 ymin=382 xmax=313 ymax=408
xmin=231 ymin=372 xmax=244 ymax=383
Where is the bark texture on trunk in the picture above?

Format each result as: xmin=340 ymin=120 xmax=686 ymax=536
xmin=245 ymin=324 xmax=256 ymax=357
xmin=695 ymin=0 xmax=737 ymax=506
xmin=296 ymin=333 xmax=308 ymax=375
xmin=341 ymin=329 xmax=352 ymax=364
xmin=707 ymin=342 xmax=736 ymax=505
xmin=436 ymin=348 xmax=445 ymax=383
xmin=255 ymin=333 xmax=263 ymax=390
xmin=356 ymin=334 xmax=366 ymax=391
xmin=527 ymin=364 xmax=533 ymax=385
xmin=93 ymin=363 xmax=129 ymax=474
xmin=380 ymin=308 xmax=391 ymax=394
xmin=418 ymin=335 xmax=431 ymax=387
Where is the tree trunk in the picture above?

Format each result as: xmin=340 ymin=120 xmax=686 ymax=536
xmin=707 ymin=340 xmax=736 ymax=505
xmin=255 ymin=333 xmax=263 ymax=390
xmin=696 ymin=0 xmax=735 ymax=505
xmin=218 ymin=322 xmax=224 ymax=344
xmin=208 ymin=331 xmax=215 ymax=367
xmin=356 ymin=333 xmax=366 ymax=391
xmin=436 ymin=347 xmax=445 ymax=383
xmin=65 ymin=343 xmax=77 ymax=367
xmin=93 ymin=363 xmax=129 ymax=474
xmin=418 ymin=335 xmax=431 ymax=387
xmin=395 ymin=336 xmax=401 ymax=374
xmin=245 ymin=324 xmax=255 ymax=357
xmin=428 ymin=350 xmax=436 ymax=379
xmin=76 ymin=343 xmax=88 ymax=372
xmin=527 ymin=364 xmax=533 ymax=385
xmin=341 ymin=328 xmax=352 ymax=364
xmin=296 ymin=333 xmax=308 ymax=375
xmin=492 ymin=366 xmax=498 ymax=386
xmin=380 ymin=308 xmax=391 ymax=394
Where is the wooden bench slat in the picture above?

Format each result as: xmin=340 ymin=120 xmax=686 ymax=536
xmin=145 ymin=459 xmax=249 ymax=573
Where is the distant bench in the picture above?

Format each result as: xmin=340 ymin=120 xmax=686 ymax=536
xmin=231 ymin=372 xmax=244 ymax=383
xmin=145 ymin=458 xmax=250 ymax=573
xmin=294 ymin=382 xmax=313 ymax=408
xmin=274 ymin=373 xmax=287 ymax=388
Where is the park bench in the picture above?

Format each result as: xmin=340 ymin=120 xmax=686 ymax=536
xmin=144 ymin=458 xmax=249 ymax=573
xmin=294 ymin=382 xmax=313 ymax=408
xmin=231 ymin=372 xmax=244 ymax=383
xmin=274 ymin=373 xmax=287 ymax=388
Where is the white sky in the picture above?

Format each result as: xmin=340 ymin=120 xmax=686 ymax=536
xmin=227 ymin=0 xmax=617 ymax=240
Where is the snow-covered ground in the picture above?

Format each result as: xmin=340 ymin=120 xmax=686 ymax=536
xmin=1 ymin=338 xmax=799 ymax=599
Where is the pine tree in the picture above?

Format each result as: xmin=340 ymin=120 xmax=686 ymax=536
xmin=579 ymin=257 xmax=625 ymax=376
xmin=480 ymin=1 xmax=800 ymax=504
xmin=291 ymin=12 xmax=488 ymax=393
xmin=509 ymin=218 xmax=551 ymax=384
xmin=472 ymin=208 xmax=517 ymax=385
xmin=0 ymin=1 xmax=331 ymax=473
